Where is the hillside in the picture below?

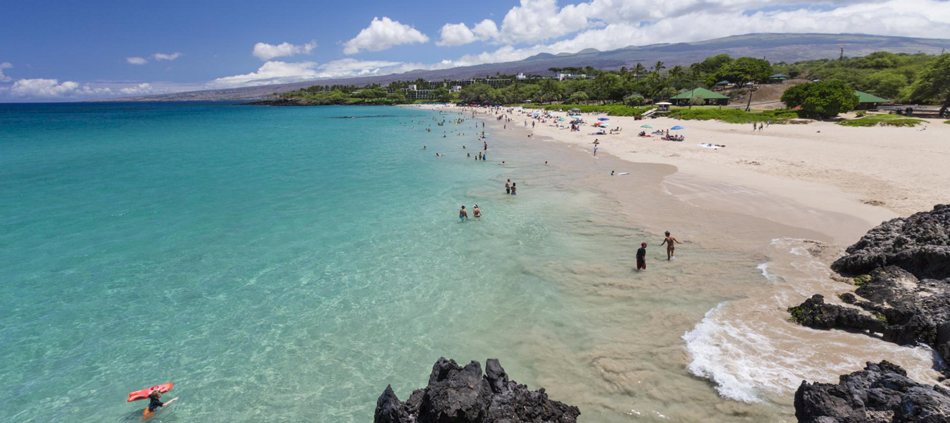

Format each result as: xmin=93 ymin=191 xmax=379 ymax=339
xmin=113 ymin=33 xmax=950 ymax=102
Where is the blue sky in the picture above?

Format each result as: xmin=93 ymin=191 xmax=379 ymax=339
xmin=2 ymin=0 xmax=949 ymax=101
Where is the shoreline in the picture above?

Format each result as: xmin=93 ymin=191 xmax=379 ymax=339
xmin=412 ymin=103 xmax=947 ymax=415
xmin=418 ymin=104 xmax=950 ymax=247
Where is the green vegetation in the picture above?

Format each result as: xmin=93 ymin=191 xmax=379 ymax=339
xmin=853 ymin=274 xmax=872 ymax=286
xmin=782 ymin=81 xmax=859 ymax=119
xmin=774 ymin=52 xmax=938 ymax=102
xmin=275 ymin=51 xmax=949 ymax=120
xmin=709 ymin=57 xmax=773 ymax=110
xmin=528 ymin=104 xmax=652 ymax=116
xmin=838 ymin=114 xmax=925 ymax=127
xmin=945 ymin=120 xmax=950 ymax=124
xmin=909 ymin=53 xmax=950 ymax=116
xmin=668 ymin=107 xmax=799 ymax=124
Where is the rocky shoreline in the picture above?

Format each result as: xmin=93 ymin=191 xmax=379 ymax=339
xmin=795 ymin=361 xmax=950 ymax=422
xmin=789 ymin=204 xmax=950 ymax=420
xmin=374 ymin=358 xmax=580 ymax=423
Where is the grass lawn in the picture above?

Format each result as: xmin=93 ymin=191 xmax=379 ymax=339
xmin=668 ymin=107 xmax=799 ymax=124
xmin=839 ymin=114 xmax=925 ymax=127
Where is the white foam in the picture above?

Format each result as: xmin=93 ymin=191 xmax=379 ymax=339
xmin=682 ymin=302 xmax=765 ymax=403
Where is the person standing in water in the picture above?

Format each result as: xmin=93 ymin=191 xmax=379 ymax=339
xmin=505 ymin=179 xmax=511 ymax=194
xmin=473 ymin=205 xmax=482 ymax=218
xmin=636 ymin=242 xmax=647 ymax=270
xmin=510 ymin=182 xmax=517 ymax=195
xmin=660 ymin=231 xmax=681 ymax=261
xmin=459 ymin=205 xmax=468 ymax=221
xmin=142 ymin=389 xmax=178 ymax=420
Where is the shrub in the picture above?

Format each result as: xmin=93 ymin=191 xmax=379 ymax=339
xmin=781 ymin=81 xmax=860 ymax=119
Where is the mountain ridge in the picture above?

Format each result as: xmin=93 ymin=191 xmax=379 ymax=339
xmin=110 ymin=33 xmax=950 ymax=102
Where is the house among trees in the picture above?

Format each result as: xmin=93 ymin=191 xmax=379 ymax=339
xmin=854 ymin=90 xmax=890 ymax=110
xmin=670 ymin=88 xmax=730 ymax=106
xmin=769 ymin=73 xmax=789 ymax=83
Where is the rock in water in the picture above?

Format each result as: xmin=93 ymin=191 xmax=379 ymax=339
xmin=795 ymin=361 xmax=950 ymax=423
xmin=373 ymin=358 xmax=580 ymax=423
xmin=788 ymin=205 xmax=950 ymax=370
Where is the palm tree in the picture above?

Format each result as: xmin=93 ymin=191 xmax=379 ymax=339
xmin=634 ymin=63 xmax=646 ymax=78
xmin=669 ymin=66 xmax=684 ymax=88
xmin=653 ymin=61 xmax=665 ymax=73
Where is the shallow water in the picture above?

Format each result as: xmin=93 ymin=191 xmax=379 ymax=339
xmin=0 ymin=103 xmax=939 ymax=423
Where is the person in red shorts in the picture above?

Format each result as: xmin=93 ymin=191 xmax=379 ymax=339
xmin=636 ymin=242 xmax=647 ymax=270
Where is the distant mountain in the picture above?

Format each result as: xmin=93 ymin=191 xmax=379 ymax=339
xmin=115 ymin=33 xmax=950 ymax=102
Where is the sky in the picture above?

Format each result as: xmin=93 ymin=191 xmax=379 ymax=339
xmin=2 ymin=0 xmax=950 ymax=101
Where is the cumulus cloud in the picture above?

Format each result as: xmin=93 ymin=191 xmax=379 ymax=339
xmin=10 ymin=79 xmax=114 ymax=98
xmin=436 ymin=20 xmax=499 ymax=46
xmin=153 ymin=52 xmax=181 ymax=61
xmin=431 ymin=0 xmax=950 ymax=68
xmin=127 ymin=57 xmax=148 ymax=65
xmin=252 ymin=41 xmax=317 ymax=61
xmin=0 ymin=62 xmax=12 ymax=82
xmin=343 ymin=17 xmax=429 ymax=54
xmin=208 ymin=59 xmax=441 ymax=88
xmin=119 ymin=83 xmax=154 ymax=95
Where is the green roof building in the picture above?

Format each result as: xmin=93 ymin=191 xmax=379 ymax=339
xmin=670 ymin=88 xmax=730 ymax=106
xmin=854 ymin=90 xmax=890 ymax=110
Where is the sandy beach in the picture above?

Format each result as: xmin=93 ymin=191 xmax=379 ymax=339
xmin=423 ymin=104 xmax=950 ymax=247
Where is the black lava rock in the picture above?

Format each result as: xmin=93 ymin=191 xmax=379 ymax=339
xmin=373 ymin=358 xmax=580 ymax=423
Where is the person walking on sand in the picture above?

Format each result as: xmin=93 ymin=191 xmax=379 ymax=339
xmin=636 ymin=242 xmax=647 ymax=270
xmin=459 ymin=205 xmax=469 ymax=221
xmin=505 ymin=179 xmax=511 ymax=194
xmin=660 ymin=231 xmax=681 ymax=261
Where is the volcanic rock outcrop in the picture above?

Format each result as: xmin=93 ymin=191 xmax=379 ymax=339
xmin=373 ymin=358 xmax=580 ymax=423
xmin=788 ymin=205 xmax=950 ymax=367
xmin=795 ymin=361 xmax=950 ymax=423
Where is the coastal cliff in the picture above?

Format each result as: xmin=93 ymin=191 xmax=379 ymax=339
xmin=373 ymin=358 xmax=580 ymax=423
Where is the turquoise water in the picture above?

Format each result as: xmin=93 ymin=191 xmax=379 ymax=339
xmin=0 ymin=103 xmax=609 ymax=422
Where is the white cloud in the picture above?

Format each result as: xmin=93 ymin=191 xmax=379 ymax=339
xmin=127 ymin=57 xmax=148 ymax=65
xmin=437 ymin=23 xmax=478 ymax=46
xmin=153 ymin=52 xmax=181 ymax=61
xmin=252 ymin=41 xmax=316 ymax=61
xmin=472 ymin=19 xmax=500 ymax=41
xmin=430 ymin=0 xmax=950 ymax=68
xmin=119 ymin=83 xmax=154 ymax=95
xmin=343 ymin=17 xmax=429 ymax=54
xmin=9 ymin=79 xmax=114 ymax=98
xmin=436 ymin=20 xmax=499 ymax=46
xmin=0 ymin=62 xmax=12 ymax=82
xmin=208 ymin=58 xmax=443 ymax=88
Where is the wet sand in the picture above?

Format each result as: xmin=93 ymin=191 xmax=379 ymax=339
xmin=416 ymin=104 xmax=945 ymax=422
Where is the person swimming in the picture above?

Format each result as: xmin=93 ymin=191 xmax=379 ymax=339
xmin=142 ymin=389 xmax=178 ymax=420
xmin=459 ymin=205 xmax=468 ymax=221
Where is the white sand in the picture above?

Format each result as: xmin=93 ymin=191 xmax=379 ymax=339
xmin=424 ymin=104 xmax=950 ymax=246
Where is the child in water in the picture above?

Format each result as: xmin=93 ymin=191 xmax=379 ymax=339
xmin=142 ymin=390 xmax=178 ymax=420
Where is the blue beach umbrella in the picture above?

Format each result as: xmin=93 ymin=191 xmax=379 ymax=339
xmin=598 ymin=117 xmax=610 ymax=121
xmin=671 ymin=125 xmax=684 ymax=130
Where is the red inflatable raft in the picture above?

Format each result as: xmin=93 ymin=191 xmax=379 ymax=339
xmin=127 ymin=383 xmax=173 ymax=402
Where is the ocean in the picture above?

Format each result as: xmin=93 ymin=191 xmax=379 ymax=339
xmin=0 ymin=103 xmax=939 ymax=422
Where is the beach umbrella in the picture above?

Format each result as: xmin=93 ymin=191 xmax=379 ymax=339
xmin=671 ymin=125 xmax=684 ymax=130
xmin=598 ymin=123 xmax=610 ymax=127
xmin=640 ymin=124 xmax=652 ymax=128
xmin=598 ymin=117 xmax=609 ymax=121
